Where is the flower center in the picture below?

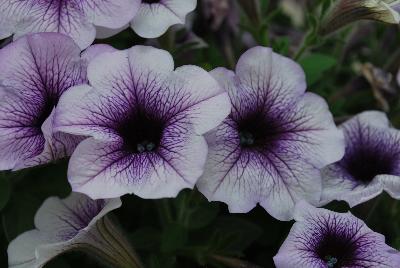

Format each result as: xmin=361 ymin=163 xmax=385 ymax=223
xmin=33 ymin=96 xmax=58 ymax=129
xmin=324 ymin=256 xmax=338 ymax=268
xmin=343 ymin=148 xmax=395 ymax=183
xmin=316 ymin=233 xmax=356 ymax=268
xmin=237 ymin=112 xmax=282 ymax=150
xmin=142 ymin=0 xmax=160 ymax=4
xmin=118 ymin=110 xmax=164 ymax=154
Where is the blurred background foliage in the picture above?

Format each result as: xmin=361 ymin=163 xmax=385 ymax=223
xmin=2 ymin=0 xmax=400 ymax=267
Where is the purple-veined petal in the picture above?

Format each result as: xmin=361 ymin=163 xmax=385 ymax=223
xmin=197 ymin=47 xmax=344 ymax=221
xmin=160 ymin=65 xmax=231 ymax=134
xmin=81 ymin=43 xmax=118 ymax=63
xmin=274 ymin=202 xmax=400 ymax=268
xmin=87 ymin=45 xmax=174 ymax=92
xmin=0 ymin=33 xmax=87 ymax=170
xmin=54 ymin=46 xmax=174 ymax=141
xmin=13 ymin=109 xmax=83 ymax=170
xmin=68 ymin=123 xmax=208 ymax=199
xmin=33 ymin=193 xmax=121 ymax=240
xmin=82 ymin=0 xmax=140 ymax=28
xmin=0 ymin=0 xmax=140 ymax=49
xmin=55 ymin=45 xmax=229 ymax=199
xmin=8 ymin=192 xmax=122 ymax=268
xmin=321 ymin=111 xmax=400 ymax=207
xmin=235 ymin=46 xmax=307 ymax=101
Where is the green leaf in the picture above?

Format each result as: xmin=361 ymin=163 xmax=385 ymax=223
xmin=299 ymin=53 xmax=337 ymax=85
xmin=160 ymin=224 xmax=188 ymax=253
xmin=129 ymin=227 xmax=161 ymax=251
xmin=0 ymin=173 xmax=11 ymax=211
xmin=209 ymin=216 xmax=263 ymax=254
xmin=2 ymin=161 xmax=70 ymax=240
xmin=321 ymin=0 xmax=334 ymax=18
xmin=46 ymin=258 xmax=72 ymax=268
xmin=146 ymin=254 xmax=176 ymax=268
xmin=272 ymin=37 xmax=290 ymax=56
xmin=184 ymin=203 xmax=220 ymax=230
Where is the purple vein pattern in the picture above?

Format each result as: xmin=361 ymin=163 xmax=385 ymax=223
xmin=196 ymin=46 xmax=345 ymax=221
xmin=0 ymin=33 xmax=87 ymax=170
xmin=130 ymin=0 xmax=197 ymax=38
xmin=321 ymin=111 xmax=400 ymax=207
xmin=54 ymin=45 xmax=231 ymax=199
xmin=0 ymin=0 xmax=140 ymax=48
xmin=7 ymin=192 xmax=121 ymax=268
xmin=274 ymin=202 xmax=400 ymax=268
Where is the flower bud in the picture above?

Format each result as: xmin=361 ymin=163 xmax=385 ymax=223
xmin=321 ymin=0 xmax=400 ymax=35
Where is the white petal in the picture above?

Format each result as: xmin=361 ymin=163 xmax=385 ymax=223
xmin=167 ymin=65 xmax=231 ymax=134
xmin=8 ymin=230 xmax=52 ymax=268
xmin=131 ymin=0 xmax=197 ymax=38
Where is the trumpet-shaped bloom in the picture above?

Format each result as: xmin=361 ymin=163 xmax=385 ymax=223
xmin=274 ymin=202 xmax=400 ymax=268
xmin=54 ymin=45 xmax=231 ymax=199
xmin=130 ymin=0 xmax=197 ymax=38
xmin=0 ymin=0 xmax=140 ymax=49
xmin=7 ymin=193 xmax=141 ymax=268
xmin=196 ymin=47 xmax=345 ymax=221
xmin=0 ymin=33 xmax=90 ymax=171
xmin=321 ymin=111 xmax=400 ymax=207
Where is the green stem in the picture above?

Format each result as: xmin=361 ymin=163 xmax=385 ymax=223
xmin=293 ymin=37 xmax=308 ymax=61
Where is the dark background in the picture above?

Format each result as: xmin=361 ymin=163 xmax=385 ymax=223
xmin=2 ymin=0 xmax=400 ymax=267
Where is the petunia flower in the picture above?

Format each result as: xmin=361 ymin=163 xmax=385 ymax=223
xmin=130 ymin=0 xmax=197 ymax=38
xmin=0 ymin=33 xmax=91 ymax=171
xmin=321 ymin=0 xmax=400 ymax=35
xmin=321 ymin=111 xmax=400 ymax=207
xmin=0 ymin=0 xmax=140 ymax=49
xmin=7 ymin=192 xmax=143 ymax=268
xmin=273 ymin=202 xmax=400 ymax=268
xmin=196 ymin=46 xmax=345 ymax=221
xmin=54 ymin=45 xmax=231 ymax=199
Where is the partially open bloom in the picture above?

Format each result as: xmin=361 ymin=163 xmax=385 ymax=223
xmin=54 ymin=45 xmax=230 ymax=199
xmin=130 ymin=0 xmax=197 ymax=38
xmin=0 ymin=33 xmax=89 ymax=171
xmin=274 ymin=202 xmax=400 ymax=268
xmin=0 ymin=0 xmax=140 ymax=49
xmin=8 ymin=193 xmax=142 ymax=268
xmin=321 ymin=0 xmax=400 ymax=35
xmin=321 ymin=111 xmax=400 ymax=207
xmin=196 ymin=47 xmax=344 ymax=221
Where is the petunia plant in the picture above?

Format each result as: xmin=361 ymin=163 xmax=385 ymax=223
xmin=2 ymin=0 xmax=400 ymax=268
